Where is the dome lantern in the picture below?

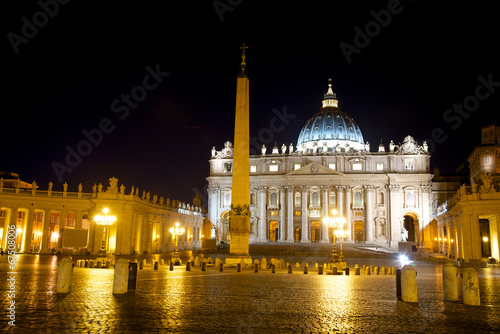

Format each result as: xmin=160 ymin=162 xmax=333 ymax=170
xmin=322 ymin=78 xmax=338 ymax=108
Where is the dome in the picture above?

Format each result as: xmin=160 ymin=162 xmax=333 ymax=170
xmin=296 ymin=80 xmax=365 ymax=153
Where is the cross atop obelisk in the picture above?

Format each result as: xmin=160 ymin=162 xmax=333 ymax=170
xmin=238 ymin=43 xmax=249 ymax=77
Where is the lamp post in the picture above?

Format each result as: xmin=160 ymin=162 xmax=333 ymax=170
xmin=323 ymin=209 xmax=346 ymax=263
xmin=170 ymin=222 xmax=185 ymax=265
xmin=94 ymin=208 xmax=116 ymax=253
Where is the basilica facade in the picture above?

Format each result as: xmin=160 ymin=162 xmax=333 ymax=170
xmin=207 ymin=81 xmax=435 ymax=250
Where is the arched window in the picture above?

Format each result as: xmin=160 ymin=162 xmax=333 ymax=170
xmin=311 ymin=191 xmax=319 ymax=206
xmin=223 ymin=192 xmax=231 ymax=206
xmin=329 ymin=192 xmax=336 ymax=206
xmin=406 ymin=191 xmax=415 ymax=207
xmin=354 ymin=191 xmax=362 ymax=206
xmin=270 ymin=192 xmax=278 ymax=206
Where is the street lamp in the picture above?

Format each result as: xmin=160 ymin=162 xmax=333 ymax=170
xmin=323 ymin=209 xmax=346 ymax=263
xmin=94 ymin=208 xmax=116 ymax=253
xmin=170 ymin=222 xmax=185 ymax=265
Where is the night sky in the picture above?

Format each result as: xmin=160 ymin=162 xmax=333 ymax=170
xmin=3 ymin=1 xmax=499 ymax=206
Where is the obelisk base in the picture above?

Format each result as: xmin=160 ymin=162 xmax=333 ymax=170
xmin=225 ymin=216 xmax=252 ymax=265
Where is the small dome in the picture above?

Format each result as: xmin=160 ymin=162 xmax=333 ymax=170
xmin=296 ymin=80 xmax=364 ymax=153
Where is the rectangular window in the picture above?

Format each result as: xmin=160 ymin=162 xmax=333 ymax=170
xmin=352 ymin=163 xmax=362 ymax=171
xmin=270 ymin=211 xmax=277 ymax=216
xmin=328 ymin=163 xmax=336 ymax=170
xmin=250 ymin=165 xmax=257 ymax=173
xmin=405 ymin=159 xmax=415 ymax=170
xmin=295 ymin=211 xmax=301 ymax=216
xmin=376 ymin=163 xmax=384 ymax=171
xmin=269 ymin=165 xmax=279 ymax=172
xmin=294 ymin=164 xmax=301 ymax=170
xmin=224 ymin=163 xmax=232 ymax=173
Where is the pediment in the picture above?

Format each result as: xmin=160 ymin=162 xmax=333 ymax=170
xmin=286 ymin=162 xmax=344 ymax=176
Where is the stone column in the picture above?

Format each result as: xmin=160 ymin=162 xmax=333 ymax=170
xmin=58 ymin=210 xmax=67 ymax=251
xmin=286 ymin=186 xmax=294 ymax=242
xmin=420 ymin=185 xmax=433 ymax=250
xmin=23 ymin=209 xmax=35 ymax=252
xmin=336 ymin=186 xmax=344 ymax=219
xmin=321 ymin=186 xmax=329 ymax=242
xmin=40 ymin=209 xmax=51 ymax=253
xmin=75 ymin=210 xmax=82 ymax=229
xmin=209 ymin=186 xmax=219 ymax=229
xmin=365 ymin=186 xmax=374 ymax=242
xmin=259 ymin=186 xmax=267 ymax=242
xmin=387 ymin=184 xmax=401 ymax=248
xmin=301 ymin=186 xmax=309 ymax=242
xmin=344 ymin=186 xmax=352 ymax=241
xmin=279 ymin=187 xmax=286 ymax=242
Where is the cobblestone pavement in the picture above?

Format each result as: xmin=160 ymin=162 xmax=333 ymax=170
xmin=1 ymin=254 xmax=499 ymax=333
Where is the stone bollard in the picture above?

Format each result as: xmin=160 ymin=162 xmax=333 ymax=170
xmin=161 ymin=259 xmax=164 ymax=265
xmin=345 ymin=267 xmax=349 ymax=275
xmin=295 ymin=262 xmax=300 ymax=268
xmin=363 ymin=264 xmax=366 ymax=271
xmin=240 ymin=259 xmax=247 ymax=270
xmin=401 ymin=265 xmax=418 ymax=303
xmin=76 ymin=260 xmax=81 ymax=267
xmin=169 ymin=261 xmax=174 ymax=271
xmin=366 ymin=267 xmax=370 ymax=275
xmin=56 ymin=258 xmax=73 ymax=293
xmin=381 ymin=266 xmax=386 ymax=275
xmin=219 ymin=262 xmax=224 ymax=272
xmin=332 ymin=266 xmax=338 ymax=275
xmin=370 ymin=265 xmax=374 ymax=272
xmin=113 ymin=258 xmax=130 ymax=294
xmin=442 ymin=263 xmax=458 ymax=301
xmin=154 ymin=261 xmax=159 ymax=270
xmin=304 ymin=266 xmax=308 ymax=274
xmin=375 ymin=266 xmax=379 ymax=275
xmin=89 ymin=260 xmax=95 ymax=268
xmin=288 ymin=264 xmax=293 ymax=274
xmin=254 ymin=264 xmax=259 ymax=273
xmin=237 ymin=263 xmax=241 ymax=272
xmin=355 ymin=264 xmax=359 ymax=269
xmin=142 ymin=259 xmax=146 ymax=267
xmin=186 ymin=261 xmax=191 ymax=271
xmin=318 ymin=265 xmax=323 ymax=275
xmin=96 ymin=260 xmax=102 ymax=268
xmin=106 ymin=261 xmax=110 ymax=268
xmin=139 ymin=261 xmax=144 ymax=270
xmin=201 ymin=261 xmax=207 ymax=272
xmin=355 ymin=267 xmax=360 ymax=275
xmin=462 ymin=267 xmax=480 ymax=305
xmin=272 ymin=264 xmax=276 ymax=273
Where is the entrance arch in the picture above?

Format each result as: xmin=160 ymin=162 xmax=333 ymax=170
xmin=403 ymin=212 xmax=419 ymax=243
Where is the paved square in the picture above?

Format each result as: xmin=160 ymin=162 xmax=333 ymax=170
xmin=1 ymin=254 xmax=499 ymax=333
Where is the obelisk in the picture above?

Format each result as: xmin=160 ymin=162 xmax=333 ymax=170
xmin=226 ymin=44 xmax=252 ymax=265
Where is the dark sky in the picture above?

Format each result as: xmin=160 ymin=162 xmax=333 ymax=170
xmin=3 ymin=1 xmax=499 ymax=206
